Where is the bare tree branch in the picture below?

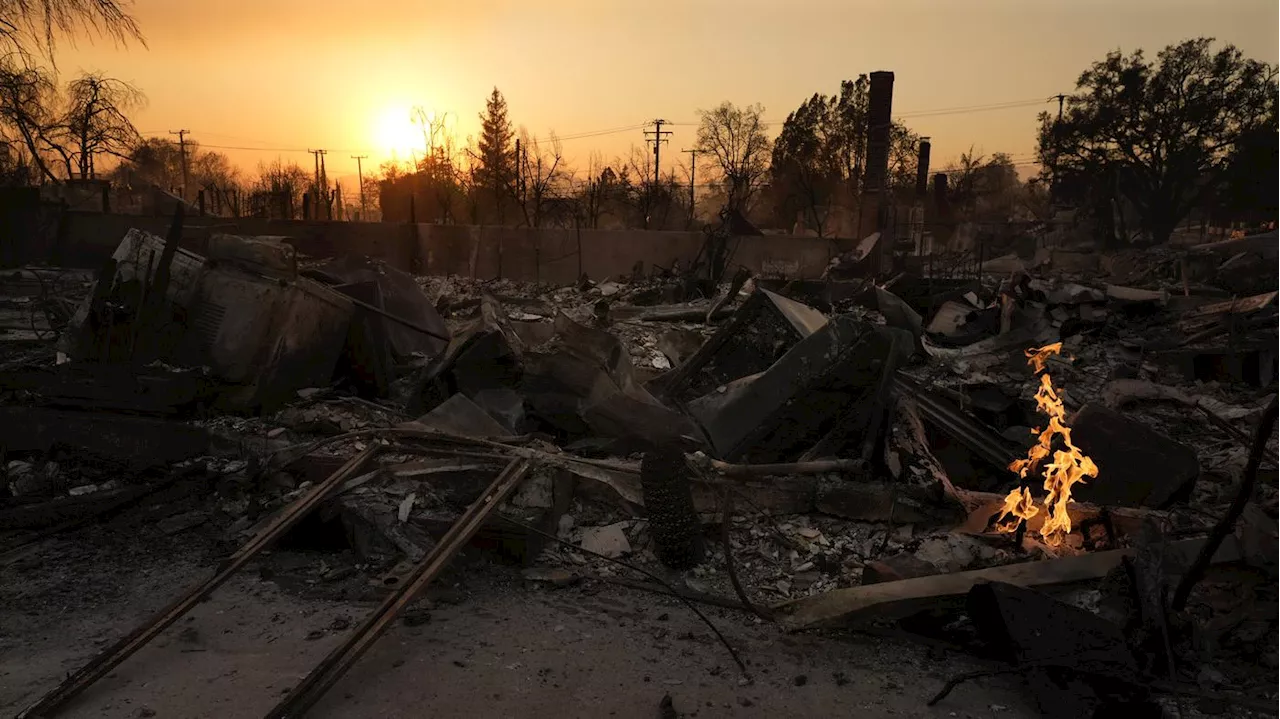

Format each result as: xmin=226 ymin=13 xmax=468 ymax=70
xmin=0 ymin=0 xmax=145 ymax=64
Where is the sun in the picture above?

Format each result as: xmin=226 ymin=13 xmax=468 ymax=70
xmin=373 ymin=107 xmax=422 ymax=161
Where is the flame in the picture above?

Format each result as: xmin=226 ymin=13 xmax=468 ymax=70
xmin=995 ymin=343 xmax=1099 ymax=546
xmin=994 ymin=486 xmax=1038 ymax=533
xmin=1024 ymin=342 xmax=1063 ymax=373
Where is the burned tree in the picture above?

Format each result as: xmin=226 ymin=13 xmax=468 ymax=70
xmin=0 ymin=65 xmax=144 ymax=183
xmin=695 ymin=101 xmax=771 ymax=215
xmin=574 ymin=151 xmax=611 ymax=229
xmin=513 ymin=129 xmax=568 ymax=228
xmin=61 ymin=71 xmax=144 ymax=179
xmin=0 ymin=0 xmax=143 ymax=61
xmin=0 ymin=58 xmax=59 ymax=181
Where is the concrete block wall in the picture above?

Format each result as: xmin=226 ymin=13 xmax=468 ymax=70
xmin=33 ymin=212 xmax=837 ymax=285
xmin=415 ymin=226 xmax=836 ymax=284
xmin=53 ymin=213 xmax=415 ymax=270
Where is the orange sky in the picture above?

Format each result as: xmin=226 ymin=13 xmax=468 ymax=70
xmin=56 ymin=0 xmax=1279 ymax=183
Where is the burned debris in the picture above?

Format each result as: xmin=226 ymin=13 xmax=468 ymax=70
xmin=3 ymin=218 xmax=1277 ymax=718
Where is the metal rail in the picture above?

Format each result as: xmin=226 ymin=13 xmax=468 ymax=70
xmin=265 ymin=458 xmax=533 ymax=718
xmin=18 ymin=446 xmax=380 ymax=719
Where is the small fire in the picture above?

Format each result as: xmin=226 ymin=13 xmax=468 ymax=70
xmin=995 ymin=342 xmax=1099 ymax=546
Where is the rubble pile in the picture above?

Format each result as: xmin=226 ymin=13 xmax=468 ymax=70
xmin=4 ymin=221 xmax=1277 ymax=717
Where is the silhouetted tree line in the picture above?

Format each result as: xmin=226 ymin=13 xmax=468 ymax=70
xmin=378 ymin=88 xmax=693 ymax=229
xmin=1038 ymin=37 xmax=1277 ymax=244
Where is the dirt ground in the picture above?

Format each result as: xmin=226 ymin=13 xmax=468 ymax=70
xmin=0 ymin=508 xmax=1048 ymax=719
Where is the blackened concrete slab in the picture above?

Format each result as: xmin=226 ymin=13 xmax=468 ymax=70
xmin=967 ymin=581 xmax=1150 ymax=719
xmin=1069 ymin=403 xmax=1199 ymax=509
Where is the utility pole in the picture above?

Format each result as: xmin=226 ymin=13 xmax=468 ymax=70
xmin=308 ymin=149 xmax=321 ymax=219
xmin=681 ymin=148 xmax=699 ymax=223
xmin=307 ymin=149 xmax=327 ymax=219
xmin=1049 ymin=95 xmax=1066 ymax=209
xmin=351 ymin=155 xmax=368 ymax=220
xmin=319 ymin=150 xmax=329 ymax=220
xmin=514 ymin=138 xmax=522 ymax=205
xmin=644 ymin=119 xmax=671 ymax=187
xmin=169 ymin=130 xmax=190 ymax=202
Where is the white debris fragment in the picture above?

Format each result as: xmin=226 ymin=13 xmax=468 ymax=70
xmin=397 ymin=493 xmax=417 ymax=523
xmin=579 ymin=523 xmax=632 ymax=558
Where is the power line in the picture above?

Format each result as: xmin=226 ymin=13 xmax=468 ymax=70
xmin=521 ymin=123 xmax=647 ymax=146
xmin=132 ymin=97 xmax=1050 ymax=170
xmin=138 ymin=122 xmax=650 ymax=155
xmin=898 ymin=99 xmax=1048 ymax=119
xmin=667 ymin=96 xmax=1053 ymax=127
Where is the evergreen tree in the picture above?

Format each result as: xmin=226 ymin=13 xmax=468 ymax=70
xmin=475 ymin=87 xmax=515 ymax=219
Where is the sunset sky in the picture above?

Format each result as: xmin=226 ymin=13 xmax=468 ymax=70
xmin=56 ymin=0 xmax=1279 ymax=183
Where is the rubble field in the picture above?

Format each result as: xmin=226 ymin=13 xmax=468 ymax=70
xmin=1 ymin=225 xmax=1277 ymax=718
xmin=0 ymin=519 xmax=1039 ymax=718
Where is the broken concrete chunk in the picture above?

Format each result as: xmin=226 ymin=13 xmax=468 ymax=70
xmin=411 ymin=292 xmax=522 ymax=412
xmin=450 ymin=327 xmax=523 ymax=398
xmin=656 ymin=328 xmax=706 ymax=367
xmin=471 ymin=388 xmax=526 ymax=434
xmin=511 ymin=471 xmax=554 ymax=510
xmin=557 ymin=514 xmax=575 ymax=538
xmin=874 ymin=286 xmax=923 ymax=348
xmin=926 ymin=299 xmax=978 ymax=337
xmin=1068 ymin=403 xmax=1199 ymax=509
xmin=521 ymin=313 xmax=701 ymax=446
xmin=967 ymin=582 xmax=1149 ymax=718
xmin=761 ymin=289 xmax=829 ymax=338
xmin=397 ymin=493 xmax=417 ymax=523
xmin=913 ymin=534 xmax=1002 ymax=573
xmin=579 ymin=523 xmax=632 ymax=558
xmin=402 ymin=393 xmax=513 ymax=438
